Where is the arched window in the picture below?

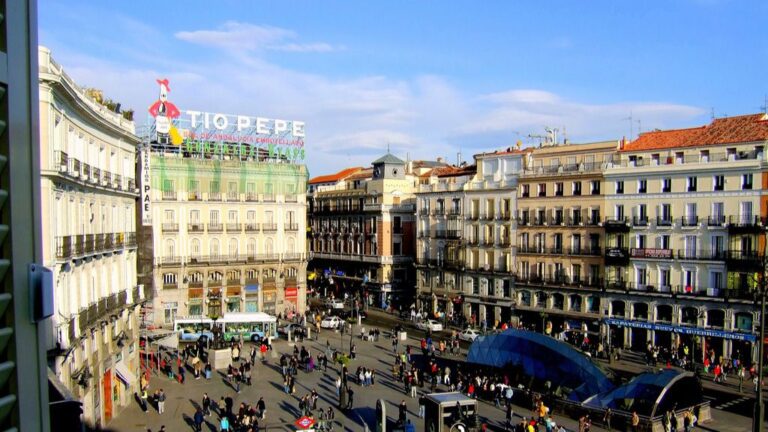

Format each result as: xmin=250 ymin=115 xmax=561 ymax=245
xmin=633 ymin=303 xmax=649 ymax=320
xmin=210 ymin=238 xmax=220 ymax=257
xmin=287 ymin=237 xmax=296 ymax=254
xmin=247 ymin=238 xmax=257 ymax=256
xmin=706 ymin=309 xmax=725 ymax=328
xmin=229 ymin=238 xmax=238 ymax=256
xmin=656 ymin=304 xmax=673 ymax=322
xmin=162 ymin=272 xmax=177 ymax=285
xmin=165 ymin=239 xmax=175 ymax=257
xmin=552 ymin=293 xmax=564 ymax=310
xmin=611 ymin=300 xmax=625 ymax=317
xmin=265 ymin=238 xmax=274 ymax=255
xmin=519 ymin=291 xmax=531 ymax=306
xmin=190 ymin=238 xmax=200 ymax=256
xmin=569 ymin=294 xmax=582 ymax=312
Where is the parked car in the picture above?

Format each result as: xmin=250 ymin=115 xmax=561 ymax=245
xmin=320 ymin=316 xmax=344 ymax=329
xmin=458 ymin=328 xmax=481 ymax=342
xmin=416 ymin=319 xmax=444 ymax=332
xmin=324 ymin=299 xmax=345 ymax=309
xmin=277 ymin=323 xmax=305 ymax=336
xmin=336 ymin=309 xmax=368 ymax=321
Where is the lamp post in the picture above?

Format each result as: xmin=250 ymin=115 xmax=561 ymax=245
xmin=754 ymin=286 xmax=766 ymax=432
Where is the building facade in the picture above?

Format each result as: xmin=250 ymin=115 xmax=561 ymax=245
xmin=415 ymin=150 xmax=522 ymax=327
xmin=514 ymin=141 xmax=617 ymax=336
xmin=39 ymin=47 xmax=142 ymax=427
xmin=145 ymin=150 xmax=309 ymax=325
xmin=601 ymin=114 xmax=768 ymax=361
xmin=308 ymin=154 xmax=422 ymax=309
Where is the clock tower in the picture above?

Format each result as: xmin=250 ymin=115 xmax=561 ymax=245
xmin=371 ymin=152 xmax=406 ymax=180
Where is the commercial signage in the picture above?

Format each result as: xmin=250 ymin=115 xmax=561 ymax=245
xmin=295 ymin=416 xmax=315 ymax=429
xmin=140 ymin=146 xmax=152 ymax=226
xmin=605 ymin=318 xmax=756 ymax=342
xmin=285 ymin=287 xmax=298 ymax=298
xmin=630 ymin=248 xmax=672 ymax=259
xmin=147 ymin=78 xmax=306 ymax=162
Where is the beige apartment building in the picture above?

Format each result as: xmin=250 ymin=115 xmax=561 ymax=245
xmin=602 ymin=114 xmax=767 ymax=359
xmin=415 ymin=149 xmax=522 ymax=326
xmin=39 ymin=47 xmax=142 ymax=427
xmin=514 ymin=140 xmax=618 ymax=334
xmin=415 ymin=164 xmax=476 ymax=321
xmin=145 ymin=150 xmax=308 ymax=325
xmin=308 ymin=154 xmax=425 ymax=309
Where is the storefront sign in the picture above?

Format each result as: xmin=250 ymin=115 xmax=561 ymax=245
xmin=630 ymin=248 xmax=672 ymax=259
xmin=140 ymin=146 xmax=152 ymax=226
xmin=605 ymin=318 xmax=756 ymax=342
xmin=285 ymin=287 xmax=298 ymax=298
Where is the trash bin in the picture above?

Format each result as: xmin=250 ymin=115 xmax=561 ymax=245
xmin=399 ymin=331 xmax=407 ymax=341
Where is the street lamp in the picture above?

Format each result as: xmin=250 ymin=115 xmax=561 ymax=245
xmin=754 ymin=285 xmax=766 ymax=432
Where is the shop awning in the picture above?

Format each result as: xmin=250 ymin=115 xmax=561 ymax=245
xmin=245 ymin=284 xmax=259 ymax=292
xmin=152 ymin=334 xmax=179 ymax=350
xmin=114 ymin=361 xmax=137 ymax=387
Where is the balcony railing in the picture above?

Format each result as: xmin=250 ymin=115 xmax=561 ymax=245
xmin=162 ymin=223 xmax=179 ymax=232
xmin=188 ymin=223 xmax=204 ymax=233
xmin=226 ymin=223 xmax=242 ymax=232
xmin=285 ymin=223 xmax=299 ymax=231
xmin=208 ymin=223 xmax=223 ymax=232
xmin=91 ymin=167 xmax=101 ymax=184
xmin=262 ymin=223 xmax=278 ymax=232
xmin=113 ymin=174 xmax=122 ymax=190
xmin=676 ymin=249 xmax=726 ymax=261
xmin=656 ymin=217 xmax=673 ymax=227
xmin=209 ymin=192 xmax=222 ymax=201
xmin=188 ymin=192 xmax=201 ymax=201
xmin=245 ymin=193 xmax=259 ymax=202
xmin=707 ymin=215 xmax=726 ymax=226
xmin=245 ymin=223 xmax=260 ymax=232
xmin=680 ymin=216 xmax=699 ymax=227
xmin=263 ymin=194 xmax=275 ymax=202
xmin=226 ymin=192 xmax=239 ymax=201
xmin=56 ymin=236 xmax=72 ymax=259
xmin=102 ymin=171 xmax=111 ymax=187
xmin=285 ymin=195 xmax=298 ymax=203
xmin=632 ymin=216 xmax=649 ymax=227
xmin=162 ymin=191 xmax=177 ymax=200
xmin=127 ymin=178 xmax=136 ymax=191
xmin=81 ymin=163 xmax=91 ymax=181
xmin=55 ymin=151 xmax=69 ymax=173
xmin=283 ymin=253 xmax=305 ymax=262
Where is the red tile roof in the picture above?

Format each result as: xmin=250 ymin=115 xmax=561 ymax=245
xmin=623 ymin=113 xmax=768 ymax=152
xmin=346 ymin=168 xmax=373 ymax=181
xmin=308 ymin=167 xmax=363 ymax=185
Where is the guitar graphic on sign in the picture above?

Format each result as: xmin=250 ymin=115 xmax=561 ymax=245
xmin=148 ymin=78 xmax=182 ymax=144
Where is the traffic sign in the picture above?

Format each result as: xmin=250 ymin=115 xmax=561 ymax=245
xmin=295 ymin=416 xmax=316 ymax=429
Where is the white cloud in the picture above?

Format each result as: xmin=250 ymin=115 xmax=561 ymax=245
xmin=175 ymin=21 xmax=342 ymax=53
xmin=47 ymin=20 xmax=707 ymax=174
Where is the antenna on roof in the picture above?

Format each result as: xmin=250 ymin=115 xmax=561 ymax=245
xmin=711 ymin=107 xmax=715 ymax=120
xmin=637 ymin=119 xmax=642 ymax=137
xmin=387 ymin=142 xmax=390 ymax=153
xmin=761 ymin=95 xmax=768 ymax=115
xmin=623 ymin=111 xmax=633 ymax=141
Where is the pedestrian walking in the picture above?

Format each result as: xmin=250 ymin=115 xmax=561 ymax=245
xmin=157 ymin=389 xmax=166 ymax=414
xmin=346 ymin=387 xmax=355 ymax=409
xmin=202 ymin=393 xmax=211 ymax=416
xmin=398 ymin=400 xmax=407 ymax=425
xmin=193 ymin=408 xmax=204 ymax=432
xmin=603 ymin=408 xmax=612 ymax=431
xmin=140 ymin=388 xmax=149 ymax=413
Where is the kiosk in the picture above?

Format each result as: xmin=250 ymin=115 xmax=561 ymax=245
xmin=423 ymin=393 xmax=479 ymax=432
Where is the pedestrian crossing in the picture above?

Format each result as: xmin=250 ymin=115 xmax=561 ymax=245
xmin=713 ymin=396 xmax=750 ymax=410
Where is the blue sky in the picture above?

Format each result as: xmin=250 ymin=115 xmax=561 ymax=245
xmin=39 ymin=0 xmax=768 ymax=175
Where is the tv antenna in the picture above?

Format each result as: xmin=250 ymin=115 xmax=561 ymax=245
xmin=622 ymin=111 xmax=633 ymax=140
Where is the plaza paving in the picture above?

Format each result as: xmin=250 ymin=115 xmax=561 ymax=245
xmin=107 ymin=318 xmax=756 ymax=432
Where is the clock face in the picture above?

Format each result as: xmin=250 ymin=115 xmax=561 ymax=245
xmin=392 ymin=168 xmax=398 ymax=175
